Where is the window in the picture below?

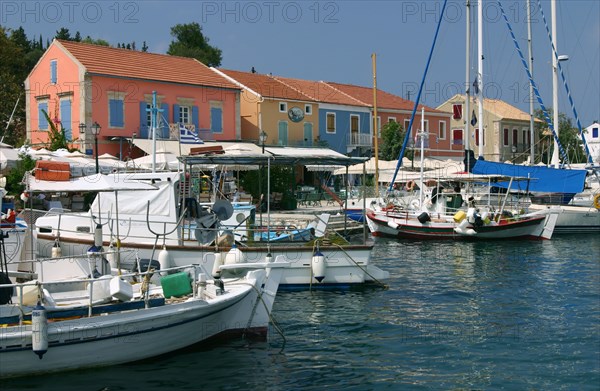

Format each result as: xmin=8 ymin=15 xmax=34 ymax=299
xmin=326 ymin=113 xmax=336 ymax=133
xmin=38 ymin=101 xmax=49 ymax=130
xmin=452 ymin=104 xmax=462 ymax=120
xmin=146 ymin=103 xmax=152 ymax=127
xmin=50 ymin=60 xmax=57 ymax=84
xmin=388 ymin=117 xmax=396 ymax=123
xmin=350 ymin=115 xmax=359 ymax=132
xmin=522 ymin=129 xmax=528 ymax=146
xmin=512 ymin=128 xmax=518 ymax=146
xmin=592 ymin=127 xmax=598 ymax=138
xmin=377 ymin=116 xmax=381 ymax=137
xmin=404 ymin=119 xmax=411 ymax=134
xmin=279 ymin=102 xmax=287 ymax=113
xmin=305 ymin=104 xmax=312 ymax=115
xmin=179 ymin=105 xmax=191 ymax=124
xmin=503 ymin=128 xmax=509 ymax=146
xmin=452 ymin=129 xmax=463 ymax=145
xmin=210 ymin=103 xmax=223 ymax=133
xmin=108 ymin=92 xmax=125 ymax=128
xmin=439 ymin=121 xmax=446 ymax=140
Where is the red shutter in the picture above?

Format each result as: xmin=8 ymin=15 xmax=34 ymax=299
xmin=452 ymin=104 xmax=462 ymax=120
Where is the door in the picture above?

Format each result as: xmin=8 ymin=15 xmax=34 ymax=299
xmin=303 ymin=123 xmax=313 ymax=146
xmin=278 ymin=121 xmax=288 ymax=146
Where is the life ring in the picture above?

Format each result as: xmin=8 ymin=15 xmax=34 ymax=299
xmin=593 ymin=194 xmax=600 ymax=210
xmin=405 ymin=180 xmax=415 ymax=191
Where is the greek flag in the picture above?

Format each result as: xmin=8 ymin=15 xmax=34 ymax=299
xmin=179 ymin=123 xmax=203 ymax=144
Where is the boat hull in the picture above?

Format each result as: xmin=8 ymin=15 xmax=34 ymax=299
xmin=0 ymin=269 xmax=279 ymax=378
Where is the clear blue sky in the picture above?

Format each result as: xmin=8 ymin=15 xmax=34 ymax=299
xmin=3 ymin=0 xmax=599 ymax=126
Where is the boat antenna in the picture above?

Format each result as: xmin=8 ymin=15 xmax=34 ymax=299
xmin=388 ymin=0 xmax=449 ymax=190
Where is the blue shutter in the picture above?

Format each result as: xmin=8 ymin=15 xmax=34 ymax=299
xmin=109 ymin=99 xmax=124 ymax=127
xmin=278 ymin=121 xmax=288 ymax=146
xmin=173 ymin=104 xmax=180 ymax=124
xmin=161 ymin=103 xmax=169 ymax=138
xmin=50 ymin=60 xmax=57 ymax=84
xmin=60 ymin=100 xmax=72 ymax=140
xmin=139 ymin=102 xmax=148 ymax=139
xmin=210 ymin=107 xmax=222 ymax=133
xmin=192 ymin=106 xmax=199 ymax=131
xmin=38 ymin=103 xmax=48 ymax=130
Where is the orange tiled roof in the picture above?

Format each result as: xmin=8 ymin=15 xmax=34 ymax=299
xmin=56 ymin=40 xmax=238 ymax=90
xmin=219 ymin=69 xmax=315 ymax=101
xmin=326 ymin=82 xmax=444 ymax=114
xmin=273 ymin=76 xmax=369 ymax=107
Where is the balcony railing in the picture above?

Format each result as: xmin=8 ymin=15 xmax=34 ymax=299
xmin=347 ymin=132 xmax=372 ymax=147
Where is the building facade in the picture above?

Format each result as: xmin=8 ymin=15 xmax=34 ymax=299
xmin=26 ymin=40 xmax=240 ymax=159
xmin=438 ymin=94 xmax=543 ymax=163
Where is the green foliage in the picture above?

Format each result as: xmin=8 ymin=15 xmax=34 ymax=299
xmin=379 ymin=121 xmax=404 ymax=161
xmin=5 ymin=153 xmax=35 ymax=196
xmin=81 ymin=36 xmax=110 ymax=46
xmin=41 ymin=109 xmax=69 ymax=151
xmin=534 ymin=108 xmax=587 ymax=164
xmin=167 ymin=22 xmax=222 ymax=67
xmin=240 ymin=166 xmax=295 ymax=201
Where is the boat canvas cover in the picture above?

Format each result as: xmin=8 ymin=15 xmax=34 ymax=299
xmin=91 ymin=180 xmax=173 ymax=218
xmin=472 ymin=160 xmax=587 ymax=194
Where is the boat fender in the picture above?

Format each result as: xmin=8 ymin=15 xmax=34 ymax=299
xmin=464 ymin=228 xmax=477 ymax=236
xmin=417 ymin=212 xmax=430 ymax=224
xmin=106 ymin=243 xmax=118 ymax=269
xmin=225 ymin=244 xmax=246 ymax=265
xmin=94 ymin=223 xmax=103 ymax=248
xmin=51 ymin=239 xmax=62 ymax=258
xmin=467 ymin=207 xmax=476 ymax=223
xmin=158 ymin=246 xmax=171 ymax=272
xmin=311 ymin=250 xmax=326 ymax=283
xmin=0 ymin=272 xmax=13 ymax=305
xmin=594 ymin=194 xmax=600 ymax=210
xmin=387 ymin=221 xmax=399 ymax=229
xmin=265 ymin=251 xmax=273 ymax=263
xmin=211 ymin=252 xmax=223 ymax=278
xmin=405 ymin=180 xmax=415 ymax=191
xmin=32 ymin=301 xmax=48 ymax=359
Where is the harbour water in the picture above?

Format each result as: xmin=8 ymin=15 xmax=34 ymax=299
xmin=3 ymin=235 xmax=599 ymax=390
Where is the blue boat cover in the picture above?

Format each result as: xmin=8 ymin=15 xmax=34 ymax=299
xmin=471 ymin=160 xmax=587 ymax=194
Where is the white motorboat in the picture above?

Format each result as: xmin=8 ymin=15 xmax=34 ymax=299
xmin=0 ymin=251 xmax=288 ymax=378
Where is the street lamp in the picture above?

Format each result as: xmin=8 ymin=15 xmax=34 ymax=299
xmin=90 ymin=122 xmax=101 ymax=173
xmin=259 ymin=130 xmax=267 ymax=153
xmin=511 ymin=145 xmax=517 ymax=164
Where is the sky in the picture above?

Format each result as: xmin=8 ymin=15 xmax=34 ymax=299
xmin=2 ymin=0 xmax=599 ymax=126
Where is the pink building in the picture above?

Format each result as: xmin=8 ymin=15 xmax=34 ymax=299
xmin=25 ymin=40 xmax=240 ymax=159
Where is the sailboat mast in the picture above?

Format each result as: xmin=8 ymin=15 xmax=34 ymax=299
xmin=465 ymin=0 xmax=471 ymax=157
xmin=477 ymin=0 xmax=484 ymax=159
xmin=550 ymin=0 xmax=560 ymax=167
xmin=372 ymin=53 xmax=379 ymax=197
xmin=527 ymin=0 xmax=535 ymax=164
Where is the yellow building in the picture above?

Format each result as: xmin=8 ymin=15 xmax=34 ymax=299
xmin=438 ymin=94 xmax=544 ymax=162
xmin=214 ymin=69 xmax=318 ymax=147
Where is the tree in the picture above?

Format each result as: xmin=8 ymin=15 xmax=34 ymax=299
xmin=534 ymin=108 xmax=586 ymax=164
xmin=0 ymin=27 xmax=27 ymax=146
xmin=55 ymin=27 xmax=72 ymax=40
xmin=81 ymin=36 xmax=110 ymax=46
xmin=167 ymin=22 xmax=222 ymax=66
xmin=142 ymin=41 xmax=148 ymax=52
xmin=379 ymin=121 xmax=405 ymax=161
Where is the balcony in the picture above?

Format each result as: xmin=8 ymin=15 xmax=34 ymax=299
xmin=347 ymin=132 xmax=372 ymax=147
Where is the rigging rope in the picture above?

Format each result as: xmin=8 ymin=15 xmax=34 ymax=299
xmin=388 ymin=0 xmax=449 ymax=191
xmin=535 ymin=0 xmax=593 ymax=165
xmin=496 ymin=0 xmax=570 ymax=167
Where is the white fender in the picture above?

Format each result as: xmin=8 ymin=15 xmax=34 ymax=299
xmin=225 ymin=244 xmax=246 ymax=265
xmin=158 ymin=246 xmax=171 ymax=272
xmin=311 ymin=250 xmax=326 ymax=283
xmin=51 ymin=240 xmax=62 ymax=258
xmin=94 ymin=223 xmax=103 ymax=248
xmin=211 ymin=252 xmax=223 ymax=278
xmin=32 ymin=302 xmax=48 ymax=359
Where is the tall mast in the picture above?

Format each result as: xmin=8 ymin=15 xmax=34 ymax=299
xmin=477 ymin=0 xmax=484 ymax=159
xmin=372 ymin=53 xmax=379 ymax=197
xmin=527 ymin=0 xmax=535 ymax=164
xmin=550 ymin=0 xmax=560 ymax=167
xmin=465 ymin=0 xmax=471 ymax=158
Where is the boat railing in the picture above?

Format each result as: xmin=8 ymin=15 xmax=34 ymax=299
xmin=1 ymin=260 xmax=215 ymax=325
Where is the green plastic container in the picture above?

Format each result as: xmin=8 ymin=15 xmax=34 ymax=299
xmin=161 ymin=272 xmax=192 ymax=298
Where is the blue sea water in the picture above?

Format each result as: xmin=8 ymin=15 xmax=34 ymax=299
xmin=3 ymin=236 xmax=599 ymax=390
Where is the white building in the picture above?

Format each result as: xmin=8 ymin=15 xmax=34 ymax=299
xmin=584 ymin=121 xmax=600 ymax=164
